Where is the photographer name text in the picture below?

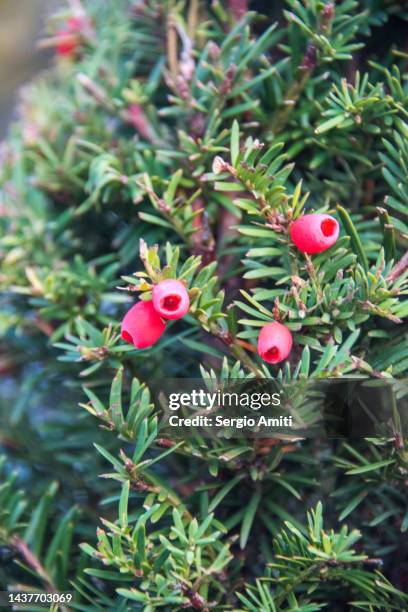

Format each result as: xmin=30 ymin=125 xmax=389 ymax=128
xmin=167 ymin=414 xmax=293 ymax=429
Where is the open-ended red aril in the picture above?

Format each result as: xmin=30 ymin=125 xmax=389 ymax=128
xmin=257 ymin=321 xmax=293 ymax=364
xmin=152 ymin=279 xmax=190 ymax=320
xmin=290 ymin=213 xmax=339 ymax=254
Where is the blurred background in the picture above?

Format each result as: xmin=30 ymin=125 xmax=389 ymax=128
xmin=0 ymin=0 xmax=58 ymax=137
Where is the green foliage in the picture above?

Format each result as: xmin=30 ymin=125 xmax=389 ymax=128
xmin=82 ymin=491 xmax=232 ymax=609
xmin=262 ymin=502 xmax=407 ymax=610
xmin=0 ymin=457 xmax=79 ymax=597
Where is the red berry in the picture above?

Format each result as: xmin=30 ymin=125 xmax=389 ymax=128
xmin=257 ymin=322 xmax=293 ymax=364
xmin=290 ymin=213 xmax=339 ymax=254
xmin=56 ymin=30 xmax=79 ymax=57
xmin=56 ymin=16 xmax=90 ymax=58
xmin=121 ymin=300 xmax=166 ymax=348
xmin=152 ymin=279 xmax=190 ymax=320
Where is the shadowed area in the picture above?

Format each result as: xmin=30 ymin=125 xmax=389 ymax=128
xmin=162 ymin=294 xmax=181 ymax=311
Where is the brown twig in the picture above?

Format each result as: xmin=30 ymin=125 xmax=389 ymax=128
xmin=191 ymin=197 xmax=216 ymax=266
xmin=181 ymin=584 xmax=209 ymax=611
xmin=216 ymin=206 xmax=241 ymax=294
xmin=167 ymin=13 xmax=179 ymax=82
xmin=121 ymin=451 xmax=194 ymax=520
xmin=269 ymin=45 xmax=317 ymax=135
xmin=187 ymin=0 xmax=200 ymax=40
xmin=208 ymin=321 xmax=263 ymax=377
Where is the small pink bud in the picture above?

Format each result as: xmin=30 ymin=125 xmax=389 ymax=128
xmin=290 ymin=213 xmax=339 ymax=254
xmin=121 ymin=300 xmax=166 ymax=348
xmin=152 ymin=279 xmax=190 ymax=320
xmin=212 ymin=156 xmax=225 ymax=174
xmin=67 ymin=16 xmax=89 ymax=32
xmin=257 ymin=321 xmax=293 ymax=364
xmin=127 ymin=104 xmax=153 ymax=141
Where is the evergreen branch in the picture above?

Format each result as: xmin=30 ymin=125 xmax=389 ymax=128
xmin=270 ymin=3 xmax=335 ymax=135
